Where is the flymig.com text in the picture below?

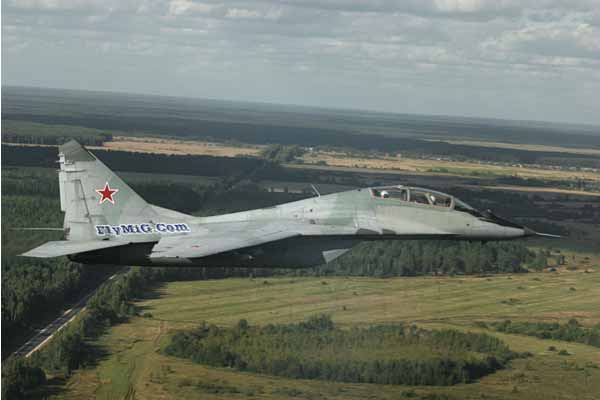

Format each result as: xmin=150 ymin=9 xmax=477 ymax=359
xmin=94 ymin=223 xmax=191 ymax=236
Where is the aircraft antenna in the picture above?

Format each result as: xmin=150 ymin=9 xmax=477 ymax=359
xmin=311 ymin=184 xmax=321 ymax=197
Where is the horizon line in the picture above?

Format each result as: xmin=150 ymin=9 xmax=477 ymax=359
xmin=3 ymin=83 xmax=600 ymax=131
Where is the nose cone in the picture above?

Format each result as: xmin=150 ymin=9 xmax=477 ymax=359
xmin=468 ymin=222 xmax=521 ymax=240
xmin=475 ymin=210 xmax=533 ymax=240
xmin=503 ymin=225 xmax=530 ymax=239
xmin=479 ymin=223 xmax=561 ymax=240
xmin=461 ymin=208 xmax=562 ymax=240
xmin=469 ymin=215 xmax=529 ymax=240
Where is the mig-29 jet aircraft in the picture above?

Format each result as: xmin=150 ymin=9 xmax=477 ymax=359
xmin=23 ymin=140 xmax=559 ymax=268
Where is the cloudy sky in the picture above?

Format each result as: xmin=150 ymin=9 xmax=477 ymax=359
xmin=3 ymin=0 xmax=600 ymax=125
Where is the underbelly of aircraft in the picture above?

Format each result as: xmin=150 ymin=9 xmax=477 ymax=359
xmin=69 ymin=237 xmax=362 ymax=268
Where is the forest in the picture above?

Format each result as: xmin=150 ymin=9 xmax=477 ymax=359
xmin=487 ymin=319 xmax=600 ymax=347
xmin=3 ymin=114 xmax=600 ymax=168
xmin=260 ymin=144 xmax=306 ymax=163
xmin=0 ymin=168 xmax=120 ymax=355
xmin=4 ymin=86 xmax=600 ymax=151
xmin=2 ymin=267 xmax=152 ymax=398
xmin=1 ymin=256 xmax=118 ymax=355
xmin=1 ymin=265 xmax=268 ymax=399
xmin=1 ymin=143 xmax=362 ymax=187
xmin=1 ymin=120 xmax=112 ymax=146
xmin=315 ymin=240 xmax=538 ymax=277
xmin=164 ymin=315 xmax=528 ymax=386
xmin=1 ymin=144 xmax=283 ymax=179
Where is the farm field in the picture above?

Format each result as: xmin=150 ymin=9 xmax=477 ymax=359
xmin=6 ymin=134 xmax=598 ymax=187
xmin=99 ymin=137 xmax=600 ymax=184
xmin=100 ymin=136 xmax=264 ymax=157
xmin=52 ymin=260 xmax=600 ymax=400
xmin=95 ymin=137 xmax=600 ymax=189
xmin=466 ymin=185 xmax=600 ymax=197
xmin=425 ymin=139 xmax=600 ymax=156
xmin=298 ymin=150 xmax=600 ymax=183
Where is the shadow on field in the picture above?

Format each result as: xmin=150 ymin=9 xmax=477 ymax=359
xmin=81 ymin=342 xmax=111 ymax=368
xmin=29 ymin=376 xmax=68 ymax=399
xmin=133 ymin=281 xmax=169 ymax=315
xmin=139 ymin=282 xmax=167 ymax=300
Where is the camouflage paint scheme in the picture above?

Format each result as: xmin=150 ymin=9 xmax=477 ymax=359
xmin=23 ymin=140 xmax=554 ymax=268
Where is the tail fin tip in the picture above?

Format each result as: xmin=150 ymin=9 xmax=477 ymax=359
xmin=59 ymin=139 xmax=95 ymax=162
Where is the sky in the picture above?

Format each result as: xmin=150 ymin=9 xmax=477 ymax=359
xmin=2 ymin=0 xmax=600 ymax=125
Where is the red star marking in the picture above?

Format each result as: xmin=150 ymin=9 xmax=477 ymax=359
xmin=96 ymin=182 xmax=119 ymax=204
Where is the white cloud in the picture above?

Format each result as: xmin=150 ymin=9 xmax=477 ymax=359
xmin=7 ymin=0 xmax=131 ymax=12
xmin=433 ymin=0 xmax=484 ymax=13
xmin=225 ymin=8 xmax=261 ymax=19
xmin=2 ymin=0 xmax=600 ymax=124
xmin=482 ymin=12 xmax=600 ymax=63
xmin=167 ymin=0 xmax=219 ymax=16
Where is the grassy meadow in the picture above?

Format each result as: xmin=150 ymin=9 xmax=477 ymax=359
xmin=50 ymin=260 xmax=600 ymax=400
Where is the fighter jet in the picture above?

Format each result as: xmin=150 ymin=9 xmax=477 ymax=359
xmin=22 ymin=140 xmax=558 ymax=268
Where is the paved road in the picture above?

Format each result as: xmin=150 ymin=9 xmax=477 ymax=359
xmin=12 ymin=269 xmax=125 ymax=358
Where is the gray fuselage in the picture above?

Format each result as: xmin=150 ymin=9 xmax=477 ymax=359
xmin=70 ymin=187 xmax=531 ymax=268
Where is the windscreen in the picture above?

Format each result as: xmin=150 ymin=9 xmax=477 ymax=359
xmin=409 ymin=189 xmax=452 ymax=207
xmin=454 ymin=198 xmax=483 ymax=217
xmin=371 ymin=188 xmax=408 ymax=201
xmin=372 ymin=187 xmax=453 ymax=207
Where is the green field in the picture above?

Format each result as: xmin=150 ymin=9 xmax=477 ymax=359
xmin=51 ymin=265 xmax=600 ymax=400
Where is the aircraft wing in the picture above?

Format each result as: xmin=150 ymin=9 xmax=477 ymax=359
xmin=150 ymin=221 xmax=302 ymax=259
xmin=22 ymin=239 xmax=131 ymax=258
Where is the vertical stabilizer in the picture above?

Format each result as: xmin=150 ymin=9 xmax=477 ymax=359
xmin=58 ymin=140 xmax=157 ymax=240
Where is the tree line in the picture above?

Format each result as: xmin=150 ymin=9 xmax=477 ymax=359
xmin=2 ymin=268 xmax=151 ymax=398
xmin=164 ymin=314 xmax=527 ymax=386
xmin=311 ymin=240 xmax=539 ymax=277
xmin=0 ymin=169 xmax=117 ymax=356
xmin=260 ymin=144 xmax=306 ymax=163
xmin=1 ymin=265 xmax=269 ymax=398
xmin=2 ymin=120 xmax=112 ymax=146
xmin=3 ymin=113 xmax=599 ymax=168
xmin=1 ymin=144 xmax=282 ymax=179
xmin=487 ymin=319 xmax=600 ymax=348
xmin=5 ymin=85 xmax=600 ymax=150
xmin=1 ymin=256 xmax=118 ymax=355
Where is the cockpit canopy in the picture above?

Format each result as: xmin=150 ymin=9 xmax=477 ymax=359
xmin=370 ymin=185 xmax=477 ymax=213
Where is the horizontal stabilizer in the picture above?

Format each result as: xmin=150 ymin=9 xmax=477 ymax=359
xmin=21 ymin=240 xmax=131 ymax=258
